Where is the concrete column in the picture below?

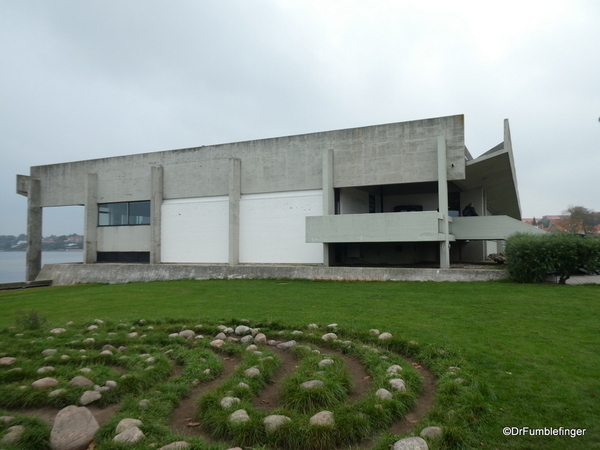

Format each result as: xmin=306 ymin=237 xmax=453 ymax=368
xmin=322 ymin=149 xmax=334 ymax=266
xmin=150 ymin=166 xmax=164 ymax=264
xmin=437 ymin=136 xmax=450 ymax=269
xmin=229 ymin=158 xmax=241 ymax=265
xmin=83 ymin=173 xmax=98 ymax=264
xmin=26 ymin=178 xmax=42 ymax=281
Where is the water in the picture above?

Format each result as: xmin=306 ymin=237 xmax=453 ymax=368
xmin=0 ymin=251 xmax=83 ymax=284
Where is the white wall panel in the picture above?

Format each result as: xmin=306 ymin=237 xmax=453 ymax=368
xmin=161 ymin=197 xmax=228 ymax=263
xmin=240 ymin=190 xmax=323 ymax=264
xmin=98 ymin=226 xmax=151 ymax=252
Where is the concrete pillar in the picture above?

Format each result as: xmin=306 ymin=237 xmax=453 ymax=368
xmin=229 ymin=158 xmax=241 ymax=265
xmin=150 ymin=166 xmax=164 ymax=264
xmin=322 ymin=149 xmax=334 ymax=266
xmin=26 ymin=178 xmax=42 ymax=281
xmin=437 ymin=136 xmax=450 ymax=269
xmin=83 ymin=173 xmax=98 ymax=264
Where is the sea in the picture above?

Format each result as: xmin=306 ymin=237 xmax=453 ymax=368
xmin=0 ymin=251 xmax=83 ymax=284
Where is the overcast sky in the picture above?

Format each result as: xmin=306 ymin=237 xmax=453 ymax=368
xmin=1 ymin=0 xmax=598 ymax=236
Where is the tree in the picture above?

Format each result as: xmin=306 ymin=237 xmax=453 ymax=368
xmin=562 ymin=205 xmax=596 ymax=234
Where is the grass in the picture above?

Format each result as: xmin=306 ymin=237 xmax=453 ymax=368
xmin=0 ymin=278 xmax=599 ymax=449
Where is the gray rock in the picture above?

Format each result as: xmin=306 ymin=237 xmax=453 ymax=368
xmin=99 ymin=350 xmax=113 ymax=357
xmin=50 ymin=328 xmax=67 ymax=334
xmin=210 ymin=339 xmax=225 ymax=349
xmin=139 ymin=399 xmax=150 ymax=409
xmin=115 ymin=418 xmax=143 ymax=434
xmin=244 ymin=367 xmax=260 ymax=377
xmin=420 ymin=426 xmax=443 ymax=440
xmin=113 ymin=426 xmax=145 ymax=444
xmin=291 ymin=330 xmax=303 ymax=335
xmin=0 ymin=357 xmax=16 ymax=365
xmin=49 ymin=388 xmax=67 ymax=398
xmin=0 ymin=425 xmax=24 ymax=445
xmin=263 ymin=414 xmax=291 ymax=432
xmin=277 ymin=340 xmax=296 ymax=349
xmin=235 ymin=325 xmax=250 ymax=335
xmin=87 ymin=325 xmax=98 ymax=331
xmin=375 ymin=388 xmax=393 ymax=400
xmin=318 ymin=359 xmax=334 ymax=368
xmin=160 ymin=442 xmax=190 ymax=450
xmin=392 ymin=436 xmax=429 ymax=450
xmin=309 ymin=411 xmax=334 ymax=427
xmin=50 ymin=405 xmax=99 ymax=450
xmin=215 ymin=332 xmax=227 ymax=340
xmin=179 ymin=330 xmax=195 ymax=340
xmin=102 ymin=344 xmax=116 ymax=352
xmin=387 ymin=364 xmax=403 ymax=375
xmin=301 ymin=380 xmax=324 ymax=389
xmin=307 ymin=323 xmax=319 ymax=329
xmin=389 ymin=379 xmax=406 ymax=391
xmin=327 ymin=323 xmax=338 ymax=328
xmin=229 ymin=409 xmax=250 ymax=423
xmin=82 ymin=338 xmax=95 ymax=344
xmin=0 ymin=416 xmax=14 ymax=423
xmin=80 ymin=368 xmax=92 ymax=373
xmin=32 ymin=377 xmax=59 ymax=389
xmin=220 ymin=396 xmax=241 ymax=408
xmin=105 ymin=380 xmax=117 ymax=388
xmin=245 ymin=344 xmax=258 ymax=352
xmin=37 ymin=366 xmax=55 ymax=374
xmin=69 ymin=376 xmax=94 ymax=387
xmin=369 ymin=329 xmax=380 ymax=335
xmin=80 ymin=390 xmax=102 ymax=405
xmin=237 ymin=382 xmax=250 ymax=389
xmin=240 ymin=335 xmax=254 ymax=343
xmin=321 ymin=333 xmax=337 ymax=341
xmin=378 ymin=332 xmax=393 ymax=340
xmin=254 ymin=333 xmax=267 ymax=344
xmin=127 ymin=332 xmax=138 ymax=338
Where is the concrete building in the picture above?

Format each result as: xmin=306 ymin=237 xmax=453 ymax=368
xmin=17 ymin=115 xmax=544 ymax=281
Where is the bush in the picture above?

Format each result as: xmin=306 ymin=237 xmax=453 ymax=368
xmin=14 ymin=309 xmax=47 ymax=330
xmin=505 ymin=233 xmax=600 ymax=283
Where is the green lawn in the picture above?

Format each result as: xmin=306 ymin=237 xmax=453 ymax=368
xmin=1 ymin=278 xmax=599 ymax=449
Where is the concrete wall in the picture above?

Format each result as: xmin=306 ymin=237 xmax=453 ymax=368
xmin=27 ymin=115 xmax=465 ymax=208
xmin=161 ymin=197 xmax=229 ymax=263
xmin=97 ymin=226 xmax=151 ymax=252
xmin=340 ymin=187 xmax=370 ymax=214
xmin=38 ymin=262 xmax=509 ymax=286
xmin=307 ymin=211 xmax=442 ymax=243
xmin=239 ymin=190 xmax=323 ymax=264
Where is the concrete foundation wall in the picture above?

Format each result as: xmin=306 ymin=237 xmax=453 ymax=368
xmin=239 ymin=190 xmax=323 ymax=264
xmin=38 ymin=263 xmax=508 ymax=286
xmin=161 ymin=197 xmax=229 ymax=263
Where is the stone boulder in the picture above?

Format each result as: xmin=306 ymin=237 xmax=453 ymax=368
xmin=391 ymin=436 xmax=429 ymax=450
xmin=50 ymin=328 xmax=67 ymax=334
xmin=32 ymin=377 xmax=59 ymax=389
xmin=300 ymin=380 xmax=324 ymax=389
xmin=179 ymin=330 xmax=195 ymax=340
xmin=50 ymin=405 xmax=99 ymax=450
xmin=378 ymin=332 xmax=393 ymax=340
xmin=309 ymin=411 xmax=334 ymax=427
xmin=420 ymin=426 xmax=443 ymax=440
xmin=115 ymin=418 xmax=143 ymax=434
xmin=114 ymin=426 xmax=145 ymax=444
xmin=210 ymin=339 xmax=225 ymax=349
xmin=264 ymin=414 xmax=291 ymax=432
xmin=220 ymin=397 xmax=241 ymax=408
xmin=387 ymin=364 xmax=403 ymax=375
xmin=229 ymin=409 xmax=250 ymax=424
xmin=160 ymin=442 xmax=190 ymax=450
xmin=0 ymin=357 xmax=16 ymax=365
xmin=254 ymin=333 xmax=267 ymax=344
xmin=80 ymin=390 xmax=102 ymax=405
xmin=0 ymin=425 xmax=24 ymax=445
xmin=244 ymin=367 xmax=260 ymax=377
xmin=69 ymin=376 xmax=94 ymax=387
xmin=375 ymin=388 xmax=393 ymax=400
xmin=321 ymin=333 xmax=337 ymax=341
xmin=389 ymin=378 xmax=406 ymax=391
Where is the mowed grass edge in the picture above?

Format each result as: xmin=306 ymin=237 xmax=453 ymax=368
xmin=1 ymin=278 xmax=599 ymax=449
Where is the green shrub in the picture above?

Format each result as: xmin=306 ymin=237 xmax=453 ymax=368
xmin=505 ymin=233 xmax=600 ymax=283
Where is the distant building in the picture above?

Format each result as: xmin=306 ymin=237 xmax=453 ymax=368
xmin=17 ymin=115 xmax=544 ymax=281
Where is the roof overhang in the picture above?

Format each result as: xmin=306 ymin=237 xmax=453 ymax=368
xmin=454 ymin=120 xmax=522 ymax=220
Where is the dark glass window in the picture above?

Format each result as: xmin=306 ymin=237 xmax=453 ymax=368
xmin=98 ymin=201 xmax=150 ymax=226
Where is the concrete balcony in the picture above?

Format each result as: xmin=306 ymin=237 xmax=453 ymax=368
xmin=306 ymin=211 xmax=449 ymax=243
xmin=451 ymin=215 xmax=546 ymax=240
